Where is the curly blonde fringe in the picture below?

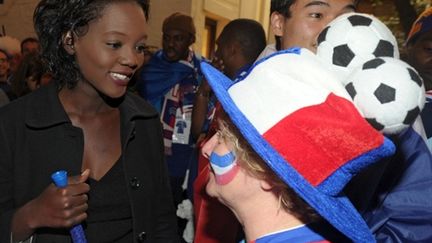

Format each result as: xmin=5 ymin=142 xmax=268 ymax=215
xmin=216 ymin=113 xmax=319 ymax=223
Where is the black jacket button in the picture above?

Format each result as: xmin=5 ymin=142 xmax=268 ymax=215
xmin=137 ymin=231 xmax=146 ymax=242
xmin=129 ymin=177 xmax=141 ymax=189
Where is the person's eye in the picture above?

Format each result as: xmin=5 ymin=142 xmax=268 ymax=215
xmin=310 ymin=13 xmax=323 ymax=19
xmin=136 ymin=44 xmax=147 ymax=54
xmin=174 ymin=35 xmax=185 ymax=42
xmin=107 ymin=42 xmax=122 ymax=49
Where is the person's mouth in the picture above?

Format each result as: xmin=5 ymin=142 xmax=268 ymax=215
xmin=110 ymin=71 xmax=132 ymax=86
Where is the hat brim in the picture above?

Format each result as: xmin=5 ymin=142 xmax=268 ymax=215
xmin=200 ymin=51 xmax=392 ymax=242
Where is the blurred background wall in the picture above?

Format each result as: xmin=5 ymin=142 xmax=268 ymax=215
xmin=0 ymin=0 xmax=430 ymax=58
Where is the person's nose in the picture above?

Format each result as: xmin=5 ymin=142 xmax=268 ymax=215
xmin=120 ymin=48 xmax=140 ymax=70
xmin=167 ymin=41 xmax=174 ymax=48
xmin=165 ymin=37 xmax=175 ymax=48
xmin=201 ymin=134 xmax=218 ymax=159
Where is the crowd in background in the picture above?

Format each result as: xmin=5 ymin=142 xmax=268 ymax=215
xmin=0 ymin=35 xmax=52 ymax=107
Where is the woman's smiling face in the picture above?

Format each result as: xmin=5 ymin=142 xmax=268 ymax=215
xmin=71 ymin=1 xmax=148 ymax=98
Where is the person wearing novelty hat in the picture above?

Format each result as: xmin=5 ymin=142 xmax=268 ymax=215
xmin=200 ymin=48 xmax=395 ymax=242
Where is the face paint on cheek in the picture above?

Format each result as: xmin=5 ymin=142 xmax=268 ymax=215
xmin=209 ymin=151 xmax=239 ymax=185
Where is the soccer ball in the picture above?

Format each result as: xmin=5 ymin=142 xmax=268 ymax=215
xmin=317 ymin=13 xmax=399 ymax=81
xmin=345 ymin=57 xmax=425 ymax=134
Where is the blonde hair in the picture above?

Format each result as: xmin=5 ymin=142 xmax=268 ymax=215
xmin=217 ymin=113 xmax=319 ymax=223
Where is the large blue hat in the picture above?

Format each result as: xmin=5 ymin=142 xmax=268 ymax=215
xmin=200 ymin=48 xmax=395 ymax=242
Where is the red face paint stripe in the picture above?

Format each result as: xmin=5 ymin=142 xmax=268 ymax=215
xmin=215 ymin=164 xmax=240 ymax=185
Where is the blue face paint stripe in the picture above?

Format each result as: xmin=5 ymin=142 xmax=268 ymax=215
xmin=209 ymin=151 xmax=236 ymax=167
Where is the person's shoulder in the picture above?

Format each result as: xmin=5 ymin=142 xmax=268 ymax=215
xmin=0 ymin=89 xmax=9 ymax=106
xmin=0 ymin=91 xmax=30 ymax=116
xmin=192 ymin=51 xmax=203 ymax=61
xmin=140 ymin=49 xmax=168 ymax=72
xmin=0 ymin=84 xmax=55 ymax=122
xmin=0 ymin=93 xmax=29 ymax=127
xmin=124 ymin=92 xmax=159 ymax=117
xmin=255 ymin=44 xmax=277 ymax=63
xmin=191 ymin=52 xmax=208 ymax=75
xmin=145 ymin=49 xmax=164 ymax=65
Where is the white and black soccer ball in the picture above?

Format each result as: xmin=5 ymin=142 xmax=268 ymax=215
xmin=317 ymin=13 xmax=399 ymax=81
xmin=345 ymin=57 xmax=425 ymax=135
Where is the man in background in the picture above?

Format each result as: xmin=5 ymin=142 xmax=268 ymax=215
xmin=136 ymin=12 xmax=203 ymax=241
xmin=20 ymin=37 xmax=40 ymax=57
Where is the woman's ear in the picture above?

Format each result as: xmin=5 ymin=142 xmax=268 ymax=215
xmin=260 ymin=179 xmax=274 ymax=191
xmin=62 ymin=31 xmax=75 ymax=55
xmin=270 ymin=12 xmax=284 ymax=37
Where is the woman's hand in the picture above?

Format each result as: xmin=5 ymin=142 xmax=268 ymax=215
xmin=11 ymin=169 xmax=90 ymax=241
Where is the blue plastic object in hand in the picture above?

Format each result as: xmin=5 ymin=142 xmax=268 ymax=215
xmin=51 ymin=170 xmax=87 ymax=243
